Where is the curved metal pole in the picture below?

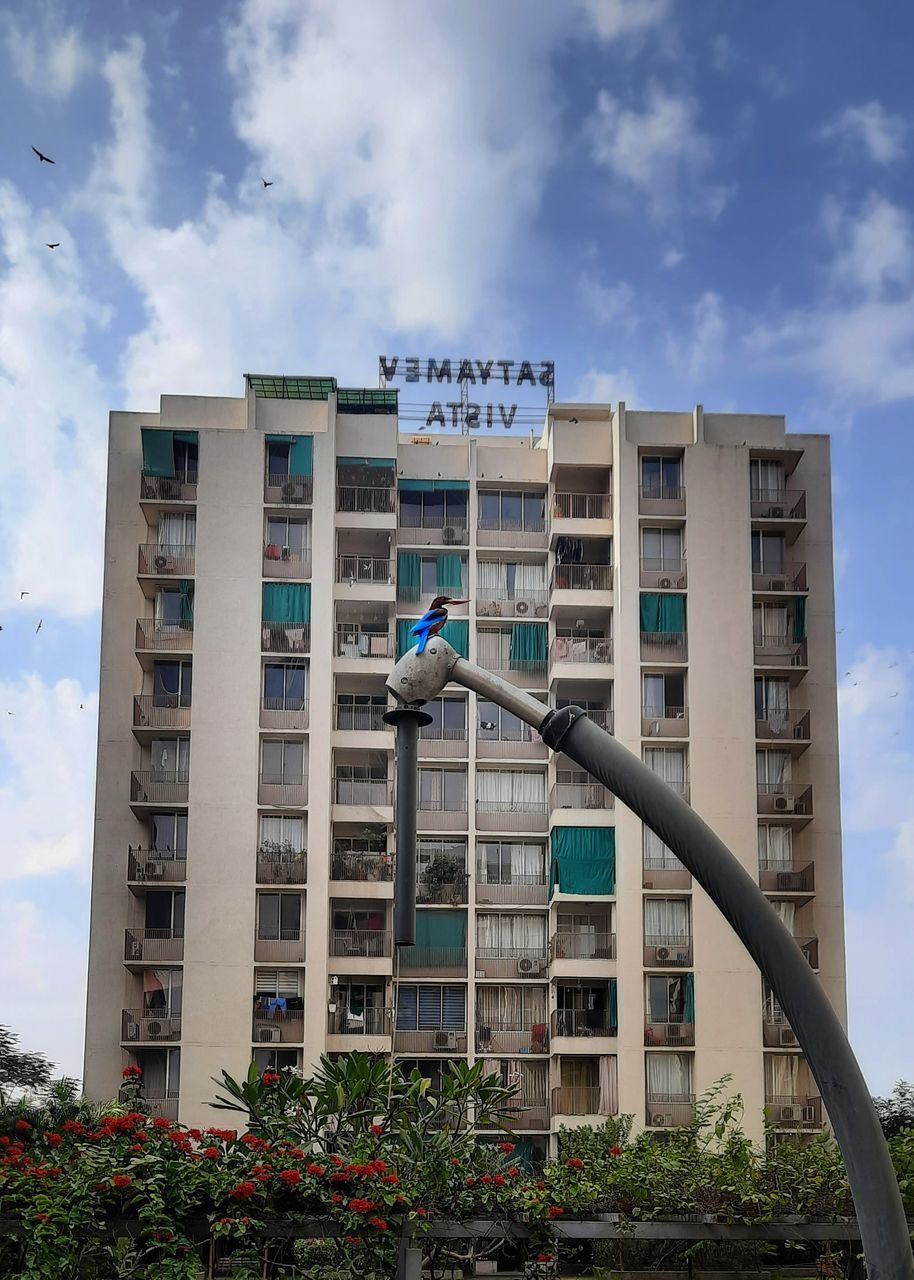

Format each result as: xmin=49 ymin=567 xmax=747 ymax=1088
xmin=386 ymin=642 xmax=912 ymax=1280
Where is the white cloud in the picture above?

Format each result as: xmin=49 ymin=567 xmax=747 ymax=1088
xmin=571 ymin=367 xmax=639 ymax=405
xmin=820 ymin=100 xmax=906 ymax=165
xmin=577 ymin=275 xmax=635 ymax=325
xmin=580 ymin=0 xmax=671 ymax=43
xmin=822 ymin=193 xmax=914 ymax=296
xmin=587 ymin=81 xmax=729 ymax=219
xmin=2 ymin=4 xmax=90 ymax=99
xmin=668 ymin=290 xmax=725 ymax=381
xmin=0 ymin=674 xmax=98 ymax=882
xmin=662 ymin=246 xmax=684 ymax=269
xmin=710 ymin=33 xmax=733 ymax=73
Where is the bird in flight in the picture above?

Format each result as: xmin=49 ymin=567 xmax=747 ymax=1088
xmin=409 ymin=596 xmax=468 ymax=654
xmin=32 ymin=146 xmax=55 ymax=164
xmin=890 ymin=691 xmax=899 ymax=698
xmin=19 ymin=591 xmax=29 ymax=599
xmin=35 ymin=619 xmax=42 ymax=634
xmin=46 ymin=243 xmax=60 ymax=250
xmin=261 ymin=177 xmax=273 ymax=188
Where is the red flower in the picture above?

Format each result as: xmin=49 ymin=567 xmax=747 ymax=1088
xmin=331 ymin=1193 xmax=343 ymax=1204
xmin=34 ymin=1212 xmax=50 ymax=1222
xmin=498 ymin=1141 xmax=515 ymax=1154
xmin=536 ymin=1180 xmax=545 ymax=1191
xmin=15 ymin=1120 xmax=31 ymax=1132
xmin=348 ymin=1197 xmax=373 ymax=1213
xmin=203 ymin=1147 xmax=221 ymax=1160
xmin=205 ymin=1128 xmax=237 ymax=1142
xmin=330 ymin=1171 xmax=352 ymax=1183
xmin=112 ymin=1175 xmax=133 ymax=1189
xmin=480 ymin=1174 xmax=492 ymax=1185
xmin=188 ymin=1129 xmax=202 ymax=1142
xmin=450 ymin=1157 xmax=460 ymax=1166
xmin=415 ymin=1208 xmax=427 ymax=1217
xmin=370 ymin=1123 xmax=383 ymax=1135
xmin=241 ymin=1134 xmax=267 ymax=1151
xmin=382 ymin=1173 xmax=399 ymax=1185
xmin=152 ymin=1117 xmax=171 ymax=1130
xmin=45 ymin=1134 xmax=62 ymax=1148
xmin=537 ymin=1254 xmax=556 ymax=1263
xmin=122 ymin=1065 xmax=142 ymax=1079
xmin=547 ymin=1206 xmax=564 ymax=1219
xmin=306 ymin=1163 xmax=326 ymax=1176
xmin=465 ymin=1176 xmax=476 ymax=1187
xmin=279 ymin=1169 xmax=301 ymax=1186
xmin=609 ymin=1145 xmax=622 ymax=1157
xmin=508 ymin=1167 xmax=519 ymax=1177
xmin=345 ymin=1235 xmax=363 ymax=1245
xmin=565 ymin=1157 xmax=583 ymax=1170
xmin=493 ymin=1175 xmax=505 ymax=1187
xmin=229 ymin=1182 xmax=257 ymax=1200
xmin=129 ymin=1144 xmax=143 ymax=1153
xmin=367 ymin=1216 xmax=388 ymax=1231
xmin=261 ymin=1072 xmax=280 ymax=1086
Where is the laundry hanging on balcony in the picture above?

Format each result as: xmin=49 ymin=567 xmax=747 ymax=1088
xmin=265 ymin=434 xmax=313 ymax=475
xmin=549 ymin=827 xmax=616 ymax=896
xmin=178 ymin=581 xmax=193 ymax=623
xmin=397 ymin=618 xmax=468 ymax=659
xmin=262 ymin=583 xmax=311 ymax=624
xmin=555 ymin=537 xmax=583 ymax=565
xmin=141 ymin=429 xmax=198 ymax=477
xmin=639 ymin=592 xmax=686 ymax=634
xmin=683 ymin=973 xmax=695 ymax=1023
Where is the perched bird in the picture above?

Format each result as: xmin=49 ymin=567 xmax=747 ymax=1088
xmin=261 ymin=177 xmax=273 ymax=188
xmin=31 ymin=146 xmax=55 ymax=164
xmin=409 ymin=596 xmax=468 ymax=654
xmin=46 ymin=242 xmax=60 ymax=249
xmin=35 ymin=619 xmax=42 ymax=634
xmin=569 ymin=417 xmax=579 ymax=424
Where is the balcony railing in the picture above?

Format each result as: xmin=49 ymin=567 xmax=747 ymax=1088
xmin=753 ymin=632 xmax=808 ymax=668
xmin=333 ymin=778 xmax=393 ymax=807
xmin=639 ymin=484 xmax=685 ymax=515
xmin=756 ymin=709 xmax=810 ymax=742
xmin=337 ymin=556 xmax=394 ymax=585
xmin=475 ymin=874 xmax=548 ymax=906
xmin=640 ymin=558 xmax=687 ymax=590
xmin=552 ymin=492 xmax=611 ymax=520
xmin=645 ymin=1016 xmax=695 ymax=1047
xmin=476 ymin=1024 xmax=549 ymax=1055
xmin=264 ymin=474 xmax=313 ymax=505
xmin=756 ymin=783 xmax=813 ymax=817
xmin=752 ymin=563 xmax=807 ymax=593
xmin=640 ymin=631 xmax=688 ymax=662
xmin=419 ymin=726 xmax=469 ymax=758
xmin=646 ymin=1094 xmax=695 ymax=1127
xmin=476 ymin=589 xmax=548 ymax=618
xmin=642 ymin=859 xmax=691 ymax=890
xmin=121 ymin=1008 xmax=182 ymax=1042
xmin=477 ymin=1103 xmax=550 ymax=1131
xmin=476 ymin=733 xmax=548 ymax=760
xmin=765 ymin=1095 xmax=822 ymax=1129
xmin=336 ymin=486 xmax=396 ymax=515
xmin=253 ymin=1005 xmax=304 ymax=1043
xmin=127 ymin=848 xmax=187 ymax=883
xmin=416 ymin=867 xmax=469 ymax=904
xmin=255 ymin=851 xmax=307 ymax=885
xmin=475 ymin=800 xmax=548 ymax=831
xmin=397 ymin=946 xmax=467 ymax=976
xmin=331 ymin=851 xmax=393 ymax=882
xmin=646 ymin=772 xmax=690 ymax=802
xmin=124 ymin=928 xmax=184 ymax=963
xmin=261 ymin=622 xmax=310 ymax=654
xmin=119 ymin=1091 xmax=178 ymax=1121
xmin=763 ymin=1012 xmax=800 ymax=1048
xmin=643 ymin=937 xmax=693 ymax=967
xmin=138 ymin=544 xmax=195 ymax=576
xmin=550 ymin=564 xmax=613 ymax=592
xmin=135 ymin=618 xmax=193 ymax=651
xmin=327 ymin=1008 xmax=390 ymax=1036
xmin=133 ymin=695 xmax=191 ymax=730
xmin=130 ymin=771 xmax=189 ymax=804
xmin=550 ymin=636 xmax=612 ymax=665
xmin=550 ymin=781 xmax=613 ymax=811
xmin=758 ymin=860 xmax=814 ymax=894
xmin=552 ymin=1085 xmax=604 ymax=1116
xmin=254 ymin=930 xmax=305 ymax=963
xmin=263 ymin=545 xmax=311 ymax=579
xmin=551 ymin=931 xmax=616 ymax=961
xmin=141 ymin=472 xmax=197 ymax=502
xmin=260 ymin=698 xmax=309 ymax=731
xmin=551 ymin=1010 xmax=616 ymax=1039
xmin=257 ymin=777 xmax=307 ymax=807
xmin=397 ymin=515 xmax=468 ymax=545
xmin=474 ymin=948 xmax=549 ymax=979
xmin=641 ymin=706 xmax=688 ymax=738
xmin=394 ymin=1028 xmax=469 ymax=1054
xmin=330 ymin=929 xmax=392 ymax=958
xmin=335 ymin=628 xmax=394 ymax=660
xmin=335 ymin=704 xmax=390 ymax=733
xmin=477 ymin=519 xmax=547 ymax=549
xmin=750 ymin=488 xmax=807 ymax=521
xmin=417 ymin=802 xmax=468 ymax=832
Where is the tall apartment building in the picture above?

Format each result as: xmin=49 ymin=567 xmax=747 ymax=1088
xmin=83 ymin=374 xmax=845 ymax=1148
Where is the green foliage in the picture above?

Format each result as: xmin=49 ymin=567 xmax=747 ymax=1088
xmin=0 ymin=1026 xmax=54 ymax=1106
xmin=874 ymin=1080 xmax=914 ymax=1139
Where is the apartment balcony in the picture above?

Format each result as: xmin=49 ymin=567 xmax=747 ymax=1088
xmin=127 ymin=848 xmax=186 ymax=886
xmin=640 ymin=631 xmax=688 ymax=663
xmin=796 ymin=936 xmax=819 ymax=969
xmin=333 ymin=778 xmax=394 ymax=813
xmin=756 ymin=709 xmax=810 ymax=745
xmin=550 ymin=564 xmax=613 ymax=597
xmin=335 ymin=627 xmax=395 ymax=666
xmin=397 ymin=945 xmax=467 ymax=977
xmin=121 ymin=1008 xmax=182 ymax=1043
xmin=416 ymin=863 xmax=469 ymax=904
xmin=141 ymin=472 xmax=197 ymax=503
xmin=642 ymin=860 xmax=691 ymax=891
xmin=263 ymin=545 xmax=312 ymax=579
xmin=135 ymin=618 xmax=193 ymax=653
xmin=475 ymin=947 xmax=549 ymax=980
xmin=641 ymin=706 xmax=689 ymax=738
xmin=336 ymin=485 xmax=396 ymax=516
xmin=475 ymin=800 xmax=548 ymax=833
xmin=549 ymin=636 xmax=613 ymax=670
xmin=551 ymin=931 xmax=616 ymax=961
xmin=643 ymin=936 xmax=693 ymax=967
xmin=646 ymin=1094 xmax=695 ymax=1128
xmin=264 ymin=473 xmax=312 ymax=506
xmin=257 ymin=776 xmax=308 ymax=808
xmin=253 ymin=1006 xmax=304 ymax=1045
xmin=639 ymin=484 xmax=685 ymax=517
xmin=765 ymin=1095 xmax=822 ymax=1130
xmin=417 ymin=802 xmax=468 ymax=833
xmin=419 ymin=726 xmax=469 ymax=759
xmin=261 ymin=621 xmax=310 ymax=656
xmin=138 ymin=544 xmax=195 ymax=576
xmin=394 ymin=1028 xmax=469 ymax=1054
xmin=756 ymin=782 xmax=813 ymax=820
xmin=334 ymin=703 xmax=390 ymax=734
xmin=477 ymin=519 xmax=547 ymax=550
xmin=477 ymin=732 xmax=547 ymax=761
xmin=475 ymin=875 xmax=548 ymax=907
xmin=645 ymin=1015 xmax=695 ymax=1047
xmin=476 ymin=1023 xmax=549 ymax=1055
xmin=330 ymin=851 xmax=394 ymax=883
xmin=254 ymin=930 xmax=305 ymax=963
xmin=397 ymin=515 xmax=468 ymax=546
xmin=551 ymin=1010 xmax=616 ymax=1040
xmin=752 ymin=562 xmax=808 ymax=594
xmin=477 ymin=1103 xmax=550 ymax=1131
xmin=476 ymin=648 xmax=547 ymax=688
xmin=552 ymin=491 xmax=611 ymax=521
xmin=130 ymin=770 xmax=189 ymax=805
xmin=261 ymin=699 xmax=309 ymax=731
xmin=758 ymin=860 xmax=814 ymax=895
xmin=551 ymin=1086 xmax=606 ymax=1118
xmin=255 ymin=850 xmax=307 ymax=885
xmin=330 ymin=928 xmax=392 ymax=959
xmin=754 ymin=632 xmax=808 ymax=671
xmin=133 ymin=695 xmax=191 ymax=731
xmin=476 ymin=589 xmax=549 ymax=621
xmin=336 ymin=555 xmax=394 ymax=589
xmin=640 ymin=558 xmax=688 ymax=591
xmin=124 ymin=928 xmax=184 ymax=965
xmin=750 ymin=487 xmax=807 ymax=526
xmin=763 ymin=1012 xmax=800 ymax=1049
xmin=327 ymin=1008 xmax=390 ymax=1038
xmin=550 ymin=781 xmax=614 ymax=812
xmin=120 ymin=1091 xmax=179 ymax=1122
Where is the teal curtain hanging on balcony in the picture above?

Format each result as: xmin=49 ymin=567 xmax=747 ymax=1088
xmin=178 ymin=581 xmax=193 ymax=623
xmin=683 ymin=972 xmax=695 ymax=1023
xmin=436 ymin=553 xmax=463 ymax=595
xmin=639 ymin=592 xmax=686 ymax=634
xmin=141 ymin=429 xmax=175 ymax=477
xmin=510 ymin=622 xmax=547 ymax=665
xmin=549 ymin=827 xmax=616 ymax=896
xmin=265 ymin=435 xmax=313 ymax=474
xmin=608 ymin=979 xmax=618 ymax=1034
xmin=397 ymin=618 xmax=468 ymax=659
xmin=792 ymin=596 xmax=806 ymax=643
xmin=337 ymin=456 xmax=396 ymax=468
xmin=414 ymin=910 xmax=465 ymax=948
xmin=262 ymin=583 xmax=311 ymax=624
xmin=399 ymin=479 xmax=468 ymax=493
xmin=398 ymin=554 xmax=421 ymax=598
xmin=173 ymin=431 xmax=199 ymax=446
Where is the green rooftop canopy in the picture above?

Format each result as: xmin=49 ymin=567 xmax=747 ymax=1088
xmin=337 ymin=388 xmax=398 ymax=414
xmin=247 ymin=374 xmax=336 ymax=400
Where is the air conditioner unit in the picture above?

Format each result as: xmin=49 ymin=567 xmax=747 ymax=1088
xmin=434 ymin=1030 xmax=458 ymax=1050
xmin=776 ymin=871 xmax=803 ymax=891
xmin=154 ymin=555 xmax=169 ymax=572
xmin=774 ymin=794 xmax=795 ymax=813
xmin=675 ymin=575 xmax=687 ymax=588
xmin=769 ymin=578 xmax=787 ymax=591
xmin=768 ymin=506 xmax=785 ymax=519
xmin=515 ymin=599 xmax=530 ymax=615
xmin=652 ymin=1112 xmax=673 ymax=1127
xmin=145 ymin=1020 xmax=166 ymax=1040
xmin=442 ymin=526 xmax=459 ymax=544
xmin=258 ymin=1027 xmax=281 ymax=1043
xmin=779 ymin=1105 xmax=795 ymax=1121
xmin=655 ymin=946 xmax=671 ymax=962
xmin=779 ymin=1026 xmax=798 ymax=1047
xmin=658 ymin=577 xmax=673 ymax=589
xmin=801 ymin=1105 xmax=817 ymax=1123
xmin=516 ymin=956 xmax=544 ymax=976
xmin=535 ymin=603 xmax=548 ymax=618
xmin=143 ymin=861 xmax=165 ymax=880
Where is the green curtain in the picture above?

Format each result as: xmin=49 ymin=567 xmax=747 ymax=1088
xmin=792 ymin=596 xmax=806 ymax=642
xmin=397 ymin=618 xmax=468 ymax=658
xmin=399 ymin=479 xmax=469 ymax=493
xmin=549 ymin=827 xmax=616 ymax=896
xmin=608 ymin=979 xmax=618 ymax=1034
xmin=141 ymin=429 xmax=175 ymax=477
xmin=400 ymin=479 xmax=434 ymax=493
xmin=436 ymin=554 xmax=463 ymax=595
xmin=510 ymin=622 xmax=547 ymax=665
xmin=338 ymin=456 xmax=396 ymax=468
xmin=262 ymin=583 xmax=311 ymax=624
xmin=398 ymin=554 xmax=421 ymax=599
xmin=291 ymin=436 xmax=313 ymax=475
xmin=173 ymin=431 xmax=198 ymax=446
xmin=178 ymin=581 xmax=193 ymax=623
xmin=640 ymin=592 xmax=686 ymax=634
xmin=684 ymin=973 xmax=695 ymax=1023
xmin=414 ymin=910 xmax=466 ymax=948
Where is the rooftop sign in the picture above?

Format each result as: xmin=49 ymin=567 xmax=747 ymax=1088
xmin=379 ymin=356 xmax=554 ymax=432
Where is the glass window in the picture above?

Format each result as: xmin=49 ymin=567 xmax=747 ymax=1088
xmin=641 ymin=455 xmax=682 ymax=496
xmin=150 ymin=812 xmax=187 ymax=856
xmin=259 ymin=815 xmax=304 ymax=851
xmin=478 ymin=492 xmax=500 ymax=527
xmin=523 ymin=492 xmax=545 ymax=530
xmin=156 ymin=591 xmax=183 ymax=624
xmin=258 ymin=892 xmax=301 ymax=938
xmin=751 ymin=532 xmax=786 ymax=573
xmin=143 ymin=968 xmax=182 ymax=1013
xmin=501 ymin=492 xmax=522 ymax=529
xmin=267 ymin=441 xmax=291 ymax=477
xmin=173 ymin=438 xmax=197 ymax=482
xmin=150 ymin=737 xmax=189 ymax=776
xmin=261 ymin=740 xmax=304 ymax=783
xmin=145 ymin=889 xmax=185 ymax=935
xmin=153 ymin=661 xmax=192 ymax=706
xmin=253 ymin=1049 xmax=298 ymax=1072
xmin=420 ymin=558 xmax=438 ymax=595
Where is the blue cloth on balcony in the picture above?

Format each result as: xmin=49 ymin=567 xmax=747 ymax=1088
xmin=397 ymin=618 xmax=468 ymax=658
xmin=262 ymin=583 xmax=311 ymax=624
xmin=142 ymin=429 xmax=176 ymax=477
xmin=683 ymin=973 xmax=695 ymax=1023
xmin=640 ymin=592 xmax=686 ymax=634
xmin=510 ymin=622 xmax=547 ymax=666
xmin=549 ymin=827 xmax=616 ymax=896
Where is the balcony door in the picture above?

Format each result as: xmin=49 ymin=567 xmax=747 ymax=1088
xmin=150 ymin=738 xmax=189 ymax=779
xmin=262 ymin=739 xmax=304 ymax=785
xmin=751 ymin=531 xmax=785 ymax=574
xmin=145 ymin=889 xmax=185 ymax=937
xmin=150 ymin=812 xmax=187 ymax=857
xmin=153 ymin=661 xmax=192 ymax=708
xmin=143 ymin=967 xmax=182 ymax=1013
xmin=258 ymin=893 xmax=302 ymax=940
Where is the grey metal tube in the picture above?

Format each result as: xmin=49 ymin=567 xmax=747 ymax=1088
xmin=541 ymin=708 xmax=911 ymax=1280
xmin=384 ymin=706 xmax=430 ymax=947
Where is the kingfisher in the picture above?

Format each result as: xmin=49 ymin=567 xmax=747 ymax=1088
xmin=409 ymin=596 xmax=468 ymax=654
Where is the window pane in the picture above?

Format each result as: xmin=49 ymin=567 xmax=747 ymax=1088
xmin=443 ymin=699 xmax=465 ymax=731
xmin=262 ymin=741 xmax=283 ymax=779
xmin=154 ymin=663 xmax=180 ymax=700
xmin=445 ymin=492 xmax=467 ymax=522
xmin=444 ymin=771 xmax=466 ymax=809
xmin=280 ymin=894 xmax=301 ymax=933
xmin=285 ymin=666 xmax=306 ymax=703
xmin=524 ymin=492 xmax=545 ymax=529
xmin=283 ymin=742 xmax=304 ymax=781
xmin=421 ymin=559 xmax=437 ymax=595
xmin=479 ymin=492 xmax=500 ymax=525
xmin=259 ymin=895 xmax=280 ymax=937
xmin=501 ymin=493 xmax=522 ymax=528
xmin=267 ymin=443 xmax=291 ymax=476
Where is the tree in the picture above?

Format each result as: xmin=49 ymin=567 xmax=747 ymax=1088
xmin=0 ymin=1025 xmax=54 ymax=1105
xmin=873 ymin=1081 xmax=914 ymax=1139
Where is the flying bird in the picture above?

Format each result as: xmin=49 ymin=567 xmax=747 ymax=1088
xmin=890 ymin=691 xmax=899 ymax=698
xmin=46 ymin=242 xmax=60 ymax=249
xmin=409 ymin=596 xmax=468 ymax=655
xmin=261 ymin=177 xmax=273 ymax=188
xmin=31 ymin=146 xmax=55 ymax=164
xmin=80 ymin=703 xmax=85 ymax=710
xmin=889 ymin=661 xmax=898 ymax=668
xmin=35 ymin=619 xmax=42 ymax=634
xmin=19 ymin=591 xmax=29 ymax=599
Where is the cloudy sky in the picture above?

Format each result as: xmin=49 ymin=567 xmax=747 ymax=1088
xmin=1 ymin=0 xmax=912 ymax=1096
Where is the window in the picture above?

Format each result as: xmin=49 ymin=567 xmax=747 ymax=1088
xmin=136 ymin=1047 xmax=180 ymax=1097
xmin=643 ymin=747 xmax=686 ymax=789
xmin=254 ymin=969 xmax=301 ymax=999
xmin=143 ymin=968 xmax=182 ymax=1013
xmin=645 ymin=1052 xmax=692 ymax=1098
xmin=418 ymin=838 xmax=466 ymax=877
xmin=149 ymin=737 xmax=189 ymax=777
xmin=750 ymin=459 xmax=785 ymax=501
xmin=420 ymin=697 xmax=466 ymax=741
xmin=476 ymin=770 xmax=546 ymax=810
xmin=396 ymin=985 xmax=466 ymax=1031
xmin=257 ymin=893 xmax=302 ymax=939
xmin=477 ymin=560 xmax=547 ymax=600
xmin=265 ymin=517 xmax=309 ymax=555
xmin=751 ymin=531 xmax=786 ymax=574
xmin=172 ymin=437 xmax=197 ymax=483
xmin=478 ymin=490 xmax=545 ymax=531
xmin=641 ymin=527 xmax=683 ymax=570
xmin=332 ymin=907 xmax=385 ymax=933
xmin=155 ymin=590 xmax=185 ymax=625
xmin=756 ymin=749 xmax=791 ymax=787
xmin=476 ymin=913 xmax=547 ymax=953
xmin=478 ymin=700 xmax=540 ymax=743
xmin=399 ymin=487 xmax=468 ymax=528
xmin=150 ymin=812 xmax=187 ymax=856
xmin=418 ymin=768 xmax=467 ymax=811
xmin=261 ymin=740 xmax=304 ymax=784
xmin=643 ymin=899 xmax=690 ymax=944
xmin=755 ymin=677 xmax=790 ymax=722
xmin=152 ymin=661 xmax=192 ymax=707
xmin=643 ymin=827 xmax=684 ymax=873
xmin=642 ymin=673 xmax=685 ymax=718
xmin=555 ymin=696 xmax=610 ymax=716
xmin=556 ymin=984 xmax=607 ymax=1015
xmin=334 ymin=830 xmax=386 ymax=856
xmin=263 ymin=663 xmax=307 ymax=710
xmin=145 ymin=890 xmax=185 ymax=936
xmin=757 ymin=824 xmax=793 ymax=868
xmin=753 ymin=603 xmax=789 ymax=642
xmin=334 ymin=761 xmax=388 ymax=803
xmin=476 ymin=984 xmax=547 ymax=1029
xmin=336 ymin=691 xmax=386 ymax=730
xmin=266 ymin=441 xmax=292 ymax=478
xmin=641 ymin=455 xmax=682 ymax=498
xmin=259 ymin=815 xmax=305 ymax=853
xmin=646 ymin=975 xmax=686 ymax=1022
xmin=254 ymin=1048 xmax=298 ymax=1073
xmin=477 ymin=841 xmax=546 ymax=884
xmin=157 ymin=513 xmax=195 ymax=548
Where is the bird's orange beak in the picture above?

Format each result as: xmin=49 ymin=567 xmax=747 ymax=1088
xmin=446 ymin=599 xmax=469 ymax=605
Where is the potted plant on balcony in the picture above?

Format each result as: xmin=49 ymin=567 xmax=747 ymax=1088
xmin=258 ymin=840 xmax=305 ymax=882
xmin=421 ymin=856 xmax=462 ymax=904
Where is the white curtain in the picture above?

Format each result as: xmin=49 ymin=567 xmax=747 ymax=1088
xmin=506 ymin=1060 xmax=547 ymax=1105
xmin=761 ymin=679 xmax=790 ymax=732
xmin=771 ymin=899 xmax=796 ymax=934
xmin=477 ymin=628 xmax=511 ymax=668
xmin=476 ymin=985 xmax=546 ymax=1027
xmin=512 ymin=842 xmax=545 ymax=877
xmin=764 ymin=1054 xmax=798 ymax=1097
xmin=752 ymin=460 xmax=785 ymax=497
xmin=515 ymin=561 xmax=546 ymax=594
xmin=757 ymin=750 xmax=791 ymax=785
xmin=598 ymin=1055 xmax=617 ymax=1114
xmin=260 ymin=815 xmax=303 ymax=848
xmin=644 ymin=899 xmax=689 ymax=940
xmin=476 ymin=770 xmax=545 ymax=808
xmin=476 ymin=914 xmax=546 ymax=951
xmin=646 ymin=1052 xmax=691 ymax=1097
xmin=644 ymin=748 xmax=686 ymax=785
xmin=753 ymin=604 xmax=789 ymax=642
xmin=478 ymin=561 xmax=507 ymax=595
xmin=159 ymin=513 xmax=195 ymax=547
xmin=758 ymin=825 xmax=792 ymax=868
xmin=643 ymin=827 xmax=685 ymax=871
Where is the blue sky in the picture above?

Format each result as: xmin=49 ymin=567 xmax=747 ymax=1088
xmin=1 ymin=0 xmax=912 ymax=1095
